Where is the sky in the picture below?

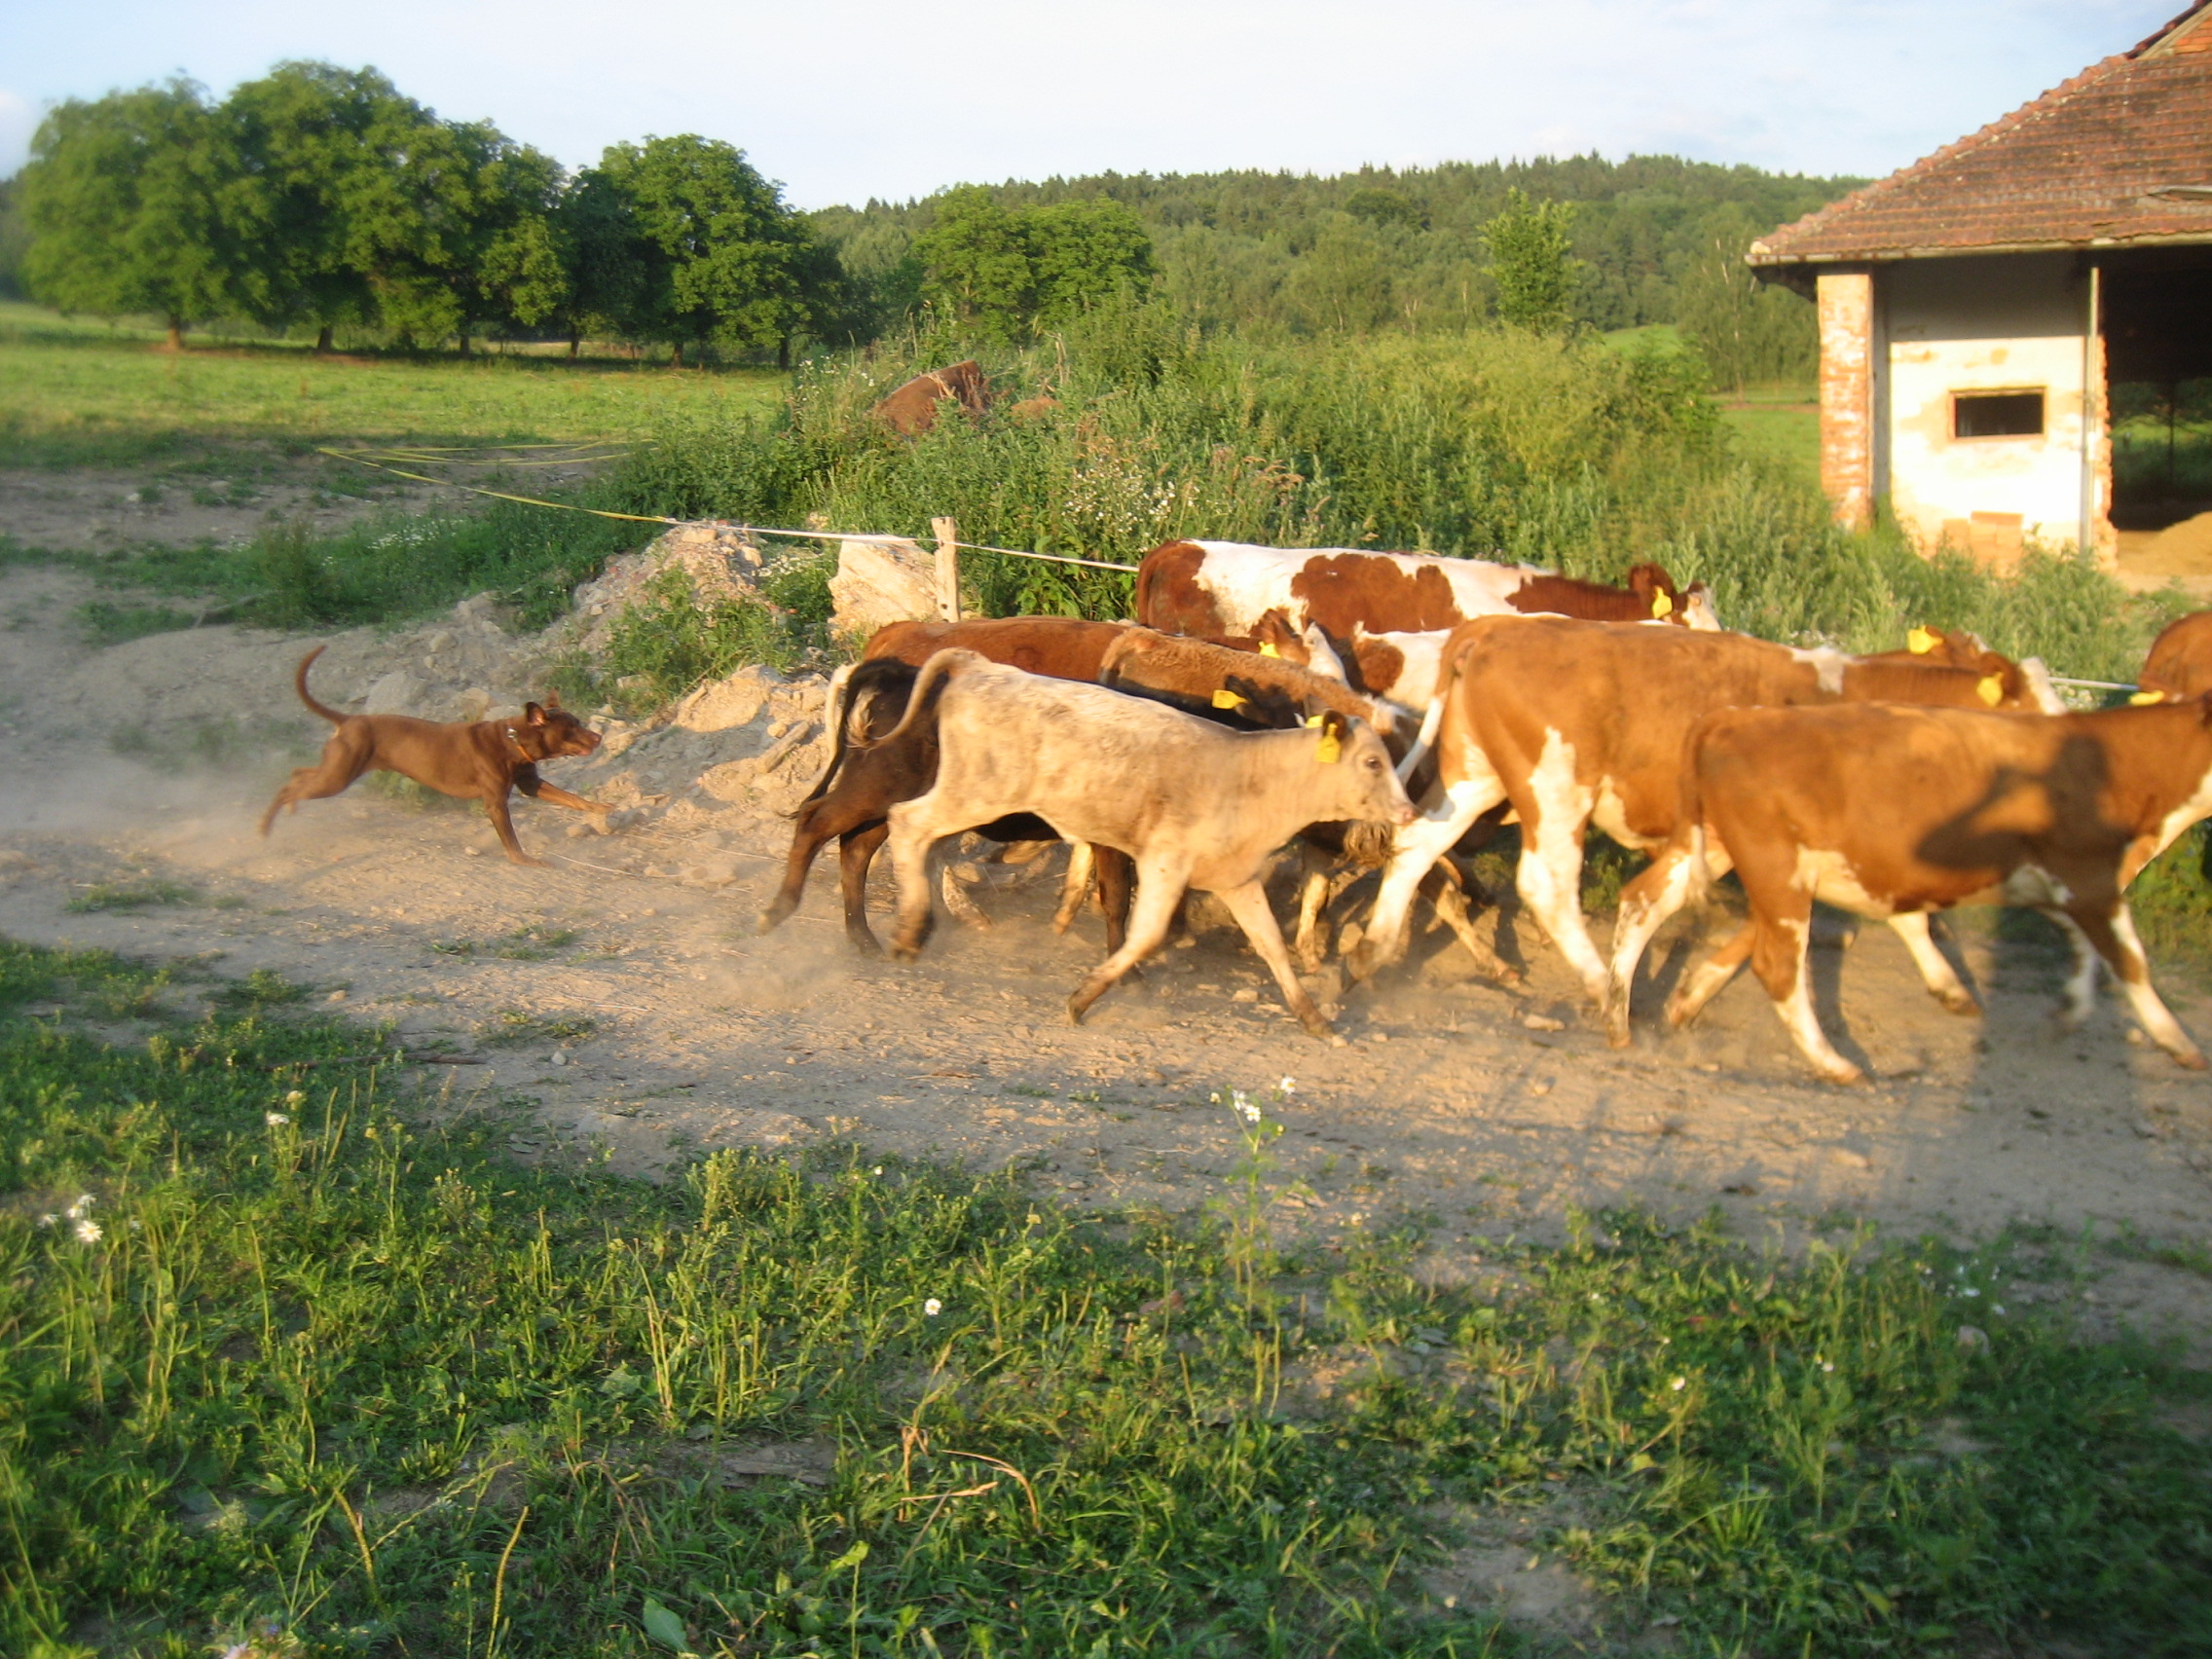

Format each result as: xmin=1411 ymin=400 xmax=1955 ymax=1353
xmin=0 ymin=0 xmax=2190 ymax=207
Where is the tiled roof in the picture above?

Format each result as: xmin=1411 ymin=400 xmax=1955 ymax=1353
xmin=1751 ymin=2 xmax=2212 ymax=263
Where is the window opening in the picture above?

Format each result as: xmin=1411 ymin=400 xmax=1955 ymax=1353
xmin=1953 ymin=390 xmax=2045 ymax=439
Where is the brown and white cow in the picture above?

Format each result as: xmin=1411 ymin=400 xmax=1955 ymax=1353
xmin=2135 ymin=611 xmax=2212 ymax=702
xmin=1133 ymin=540 xmax=1722 ymax=644
xmin=1349 ymin=616 xmax=2062 ymax=1014
xmin=862 ymin=610 xmax=1323 ymax=682
xmin=871 ymin=360 xmax=991 ymax=436
xmin=881 ymin=650 xmax=1414 ymax=1040
xmin=1610 ymin=699 xmax=2212 ymax=1082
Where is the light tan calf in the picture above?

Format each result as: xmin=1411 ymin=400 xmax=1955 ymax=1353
xmin=1614 ymin=700 xmax=2212 ymax=1082
xmin=882 ymin=650 xmax=1415 ymax=1041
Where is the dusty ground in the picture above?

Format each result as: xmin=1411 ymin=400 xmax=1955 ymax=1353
xmin=0 ymin=451 xmax=493 ymax=554
xmin=5 ymin=559 xmax=2212 ymax=1373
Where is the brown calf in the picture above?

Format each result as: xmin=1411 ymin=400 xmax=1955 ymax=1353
xmin=1615 ymin=700 xmax=2212 ymax=1081
xmin=2137 ymin=611 xmax=2212 ymax=701
xmin=871 ymin=360 xmax=990 ymax=436
xmin=1348 ymin=617 xmax=2061 ymax=1019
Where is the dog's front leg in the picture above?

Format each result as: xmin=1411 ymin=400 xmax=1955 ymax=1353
xmin=519 ymin=777 xmax=609 ymax=821
xmin=484 ymin=791 xmax=546 ymax=866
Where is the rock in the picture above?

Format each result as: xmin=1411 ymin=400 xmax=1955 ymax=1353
xmin=674 ymin=665 xmax=782 ymax=733
xmin=364 ymin=671 xmax=425 ymax=716
xmin=572 ymin=522 xmax=774 ymax=650
xmin=756 ymin=723 xmax=814 ymax=773
xmin=828 ymin=536 xmax=937 ymax=635
xmin=1523 ymin=1013 xmax=1567 ymax=1032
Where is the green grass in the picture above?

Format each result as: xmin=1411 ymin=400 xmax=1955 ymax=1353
xmin=1716 ymin=390 xmax=1820 ymax=492
xmin=0 ymin=300 xmax=787 ymax=469
xmin=5 ymin=935 xmax=2209 ymax=1657
xmin=63 ymin=880 xmax=200 ymax=914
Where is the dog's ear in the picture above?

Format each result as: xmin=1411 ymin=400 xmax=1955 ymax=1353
xmin=524 ymin=701 xmax=548 ymax=725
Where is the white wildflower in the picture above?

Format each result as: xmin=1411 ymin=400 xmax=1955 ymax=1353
xmin=1232 ymin=1090 xmax=1260 ymax=1125
xmin=66 ymin=1194 xmax=94 ymax=1220
xmin=1278 ymin=1077 xmax=1296 ymax=1094
xmin=923 ymin=1298 xmax=942 ymax=1317
xmin=1821 ymin=1362 xmax=1834 ymax=1373
xmin=1669 ymin=1377 xmax=1687 ymax=1392
xmin=74 ymin=1219 xmax=103 ymax=1244
xmin=37 ymin=1213 xmax=56 ymax=1229
xmin=284 ymin=1089 xmax=305 ymax=1107
xmin=267 ymin=1112 xmax=290 ymax=1127
xmin=1992 ymin=1305 xmax=2007 ymax=1316
xmin=1963 ymin=1287 xmax=1979 ymax=1297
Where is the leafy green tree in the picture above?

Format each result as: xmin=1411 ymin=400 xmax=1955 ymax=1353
xmin=222 ymin=63 xmax=567 ymax=351
xmin=0 ymin=175 xmax=30 ymax=299
xmin=912 ymin=186 xmax=1036 ymax=345
xmin=1481 ymin=188 xmax=1582 ymax=333
xmin=1286 ymin=215 xmax=1395 ymax=333
xmin=913 ymin=186 xmax=1152 ymax=344
xmin=1025 ymin=197 xmax=1153 ymax=326
xmin=581 ymin=135 xmax=830 ymax=365
xmin=1672 ymin=205 xmax=1816 ymax=389
xmin=18 ymin=81 xmax=249 ymax=348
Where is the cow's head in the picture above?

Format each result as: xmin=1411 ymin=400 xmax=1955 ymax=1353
xmin=1625 ymin=562 xmax=1723 ymax=630
xmin=1312 ymin=711 xmax=1416 ymax=827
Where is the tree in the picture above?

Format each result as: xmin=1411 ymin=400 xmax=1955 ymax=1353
xmin=1481 ymin=188 xmax=1581 ymax=333
xmin=1286 ymin=215 xmax=1395 ymax=333
xmin=912 ymin=186 xmax=1153 ymax=344
xmin=18 ymin=81 xmax=248 ymax=348
xmin=912 ymin=186 xmax=1036 ymax=345
xmin=1671 ymin=205 xmax=1816 ymax=390
xmin=222 ymin=63 xmax=567 ymax=351
xmin=580 ymin=135 xmax=830 ymax=365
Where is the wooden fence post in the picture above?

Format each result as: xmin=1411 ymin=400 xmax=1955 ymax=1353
xmin=931 ymin=516 xmax=962 ymax=621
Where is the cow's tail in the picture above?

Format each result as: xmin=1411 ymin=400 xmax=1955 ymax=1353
xmin=2018 ymin=655 xmax=2065 ymax=715
xmin=876 ymin=647 xmax=980 ymax=750
xmin=797 ymin=657 xmax=913 ymax=809
xmin=292 ymin=645 xmax=347 ymax=725
xmin=1674 ymin=727 xmax=1717 ymax=909
xmin=1395 ymin=695 xmax=1444 ymax=784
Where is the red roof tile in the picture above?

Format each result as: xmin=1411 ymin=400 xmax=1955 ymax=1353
xmin=1751 ymin=2 xmax=2212 ymax=264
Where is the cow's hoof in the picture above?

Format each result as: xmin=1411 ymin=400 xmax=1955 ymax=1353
xmin=888 ymin=940 xmax=922 ymax=963
xmin=1936 ymin=989 xmax=1981 ymax=1016
xmin=2169 ymin=1045 xmax=2208 ymax=1071
xmin=1065 ymin=999 xmax=1091 ymax=1027
xmin=845 ymin=933 xmax=885 ymax=958
xmin=1815 ymin=1062 xmax=1865 ymax=1086
xmin=755 ymin=908 xmax=788 ymax=936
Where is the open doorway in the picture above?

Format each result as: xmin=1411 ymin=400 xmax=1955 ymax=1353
xmin=2103 ymin=253 xmax=2212 ymax=535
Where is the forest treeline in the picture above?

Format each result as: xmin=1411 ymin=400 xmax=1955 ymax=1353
xmin=0 ymin=60 xmax=1858 ymax=385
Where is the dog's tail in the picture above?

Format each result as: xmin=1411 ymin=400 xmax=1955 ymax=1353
xmin=292 ymin=645 xmax=347 ymax=725
xmin=876 ymin=647 xmax=982 ymax=751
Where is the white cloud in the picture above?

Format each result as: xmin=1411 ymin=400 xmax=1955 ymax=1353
xmin=0 ymin=89 xmax=39 ymax=176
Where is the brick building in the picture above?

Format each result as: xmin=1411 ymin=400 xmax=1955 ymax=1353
xmin=1750 ymin=2 xmax=2212 ymax=568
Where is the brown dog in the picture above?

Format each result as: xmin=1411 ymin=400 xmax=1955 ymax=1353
xmin=260 ymin=645 xmax=606 ymax=866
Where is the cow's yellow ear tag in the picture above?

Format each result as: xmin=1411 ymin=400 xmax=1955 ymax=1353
xmin=1212 ymin=688 xmax=1249 ymax=710
xmin=2131 ymin=689 xmax=2167 ymax=705
xmin=1304 ymin=713 xmax=1323 ymax=726
xmin=1649 ymin=589 xmax=1674 ymax=619
xmin=1976 ymin=674 xmax=2004 ymax=708
xmin=1258 ymin=640 xmax=1280 ymax=657
xmin=1315 ymin=730 xmax=1342 ymax=763
xmin=1907 ymin=625 xmax=1937 ymax=655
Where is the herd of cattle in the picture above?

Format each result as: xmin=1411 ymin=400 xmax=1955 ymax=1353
xmin=745 ymin=538 xmax=2212 ymax=1084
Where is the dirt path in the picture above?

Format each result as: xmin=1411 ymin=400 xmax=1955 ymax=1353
xmin=5 ymin=565 xmax=2211 ymax=1359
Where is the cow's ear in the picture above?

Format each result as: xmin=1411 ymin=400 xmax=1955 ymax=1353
xmin=524 ymin=701 xmax=547 ymax=725
xmin=542 ymin=690 xmax=563 ymax=710
xmin=1315 ymin=708 xmax=1346 ymax=763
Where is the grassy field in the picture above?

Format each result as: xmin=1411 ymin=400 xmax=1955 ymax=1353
xmin=6 ymin=937 xmax=2209 ymax=1657
xmin=0 ymin=302 xmax=789 ymax=468
xmin=1716 ymin=391 xmax=1821 ymax=491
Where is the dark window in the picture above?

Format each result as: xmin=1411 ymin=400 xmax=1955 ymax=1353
xmin=1954 ymin=390 xmax=2045 ymax=438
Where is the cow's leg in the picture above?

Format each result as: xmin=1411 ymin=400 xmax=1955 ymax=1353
xmin=1517 ymin=814 xmax=1609 ymax=1008
xmin=1052 ymin=842 xmax=1094 ymax=935
xmin=1348 ymin=776 xmax=1502 ymax=980
xmin=1093 ymin=847 xmax=1136 ymax=956
xmin=1604 ymin=838 xmax=1712 ymax=1047
xmin=760 ymin=796 xmax=863 ymax=935
xmin=1750 ymin=903 xmax=1862 ymax=1085
xmin=1213 ymin=879 xmax=1341 ymax=1043
xmin=885 ymin=802 xmax=948 ymax=962
xmin=1887 ymin=913 xmax=1978 ymax=1014
xmin=1067 ymin=864 xmax=1184 ymax=1025
xmin=1417 ymin=864 xmax=1519 ymax=983
xmin=836 ymin=822 xmax=891 ymax=954
xmin=1664 ymin=924 xmax=1753 ymax=1029
xmin=2042 ymin=908 xmax=2103 ymax=1027
xmin=1293 ymin=844 xmax=1337 ymax=973
xmin=2062 ymin=902 xmax=2205 ymax=1068
xmin=940 ymin=863 xmax=993 ymax=930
